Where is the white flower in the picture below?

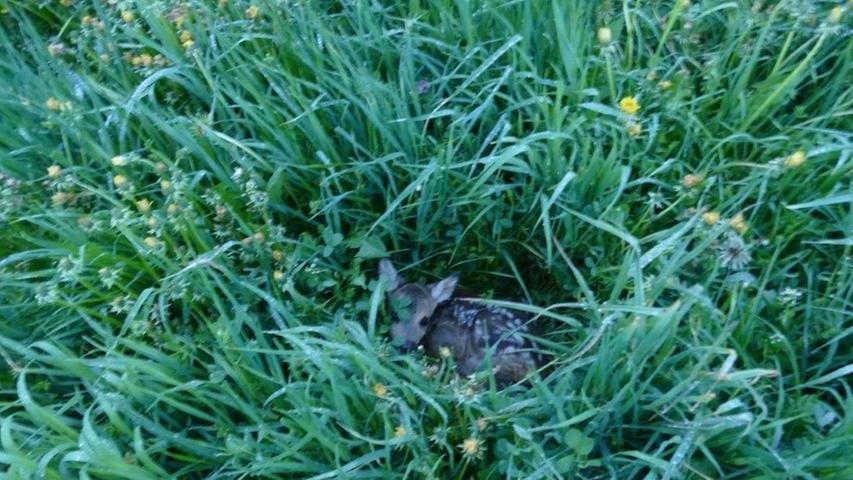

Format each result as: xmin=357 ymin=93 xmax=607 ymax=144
xmin=719 ymin=233 xmax=752 ymax=270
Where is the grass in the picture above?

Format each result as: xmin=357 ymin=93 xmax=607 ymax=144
xmin=0 ymin=0 xmax=851 ymax=478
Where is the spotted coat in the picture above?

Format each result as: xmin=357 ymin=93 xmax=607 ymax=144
xmin=423 ymin=298 xmax=544 ymax=385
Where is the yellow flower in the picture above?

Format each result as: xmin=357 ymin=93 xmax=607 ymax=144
xmin=46 ymin=97 xmax=62 ymax=111
xmin=167 ymin=203 xmax=179 ymax=215
xmin=627 ymin=123 xmax=642 ymax=136
xmin=682 ymin=173 xmax=704 ymax=188
xmin=160 ymin=180 xmax=172 ymax=190
xmin=272 ymin=249 xmax=284 ymax=261
xmin=394 ymin=426 xmax=407 ymax=438
xmin=131 ymin=55 xmax=143 ymax=66
xmin=47 ymin=165 xmax=62 ymax=178
xmin=597 ymin=27 xmax=612 ymax=45
xmin=179 ymin=30 xmax=193 ymax=43
xmin=657 ymin=80 xmax=673 ymax=90
xmin=702 ymin=211 xmax=720 ymax=225
xmin=439 ymin=346 xmax=452 ymax=359
xmin=619 ymin=96 xmax=640 ymax=115
xmin=121 ymin=10 xmax=135 ymax=23
xmin=113 ymin=174 xmax=127 ymax=187
xmin=60 ymin=0 xmax=73 ymax=6
xmin=783 ymin=150 xmax=806 ymax=168
xmin=182 ymin=40 xmax=195 ymax=50
xmin=136 ymin=198 xmax=153 ymax=213
xmin=111 ymin=155 xmax=127 ymax=166
xmin=273 ymin=270 xmax=284 ymax=281
xmin=246 ymin=5 xmax=260 ymax=19
xmin=730 ymin=213 xmax=748 ymax=234
xmin=47 ymin=42 xmax=66 ymax=56
xmin=828 ymin=6 xmax=844 ymax=24
xmin=51 ymin=191 xmax=73 ymax=205
xmin=372 ymin=383 xmax=388 ymax=398
xmin=460 ymin=438 xmax=483 ymax=459
xmin=140 ymin=54 xmax=153 ymax=66
xmin=254 ymin=232 xmax=265 ymax=242
xmin=99 ymin=53 xmax=110 ymax=62
xmin=147 ymin=217 xmax=158 ymax=227
xmin=143 ymin=236 xmax=160 ymax=248
xmin=477 ymin=418 xmax=488 ymax=432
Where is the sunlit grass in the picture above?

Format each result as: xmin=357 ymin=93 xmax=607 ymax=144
xmin=0 ymin=0 xmax=851 ymax=478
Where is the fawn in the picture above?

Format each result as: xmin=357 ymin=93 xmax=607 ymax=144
xmin=379 ymin=259 xmax=545 ymax=385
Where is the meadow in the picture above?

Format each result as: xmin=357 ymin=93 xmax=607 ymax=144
xmin=0 ymin=0 xmax=851 ymax=478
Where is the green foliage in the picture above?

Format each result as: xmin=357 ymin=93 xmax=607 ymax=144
xmin=0 ymin=0 xmax=851 ymax=478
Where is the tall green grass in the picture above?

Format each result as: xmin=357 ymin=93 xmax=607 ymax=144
xmin=0 ymin=0 xmax=851 ymax=478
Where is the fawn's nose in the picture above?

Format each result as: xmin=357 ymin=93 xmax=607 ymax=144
xmin=401 ymin=341 xmax=417 ymax=352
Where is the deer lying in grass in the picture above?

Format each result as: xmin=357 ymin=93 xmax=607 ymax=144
xmin=379 ymin=259 xmax=546 ymax=386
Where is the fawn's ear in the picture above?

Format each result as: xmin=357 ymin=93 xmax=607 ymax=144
xmin=429 ymin=273 xmax=459 ymax=304
xmin=379 ymin=259 xmax=402 ymax=290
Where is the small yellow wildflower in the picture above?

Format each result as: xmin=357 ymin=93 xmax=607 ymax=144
xmin=155 ymin=162 xmax=168 ymax=173
xmin=597 ymin=27 xmax=612 ymax=45
xmin=136 ymin=198 xmax=153 ymax=213
xmin=179 ymin=30 xmax=193 ymax=43
xmin=246 ymin=5 xmax=260 ymax=19
xmin=113 ymin=174 xmax=127 ymax=187
xmin=47 ymin=165 xmax=62 ymax=178
xmin=121 ymin=10 xmax=135 ymax=23
xmin=702 ymin=211 xmax=721 ymax=225
xmin=730 ymin=213 xmax=748 ymax=234
xmin=619 ymin=96 xmax=640 ymax=115
xmin=253 ymin=232 xmax=265 ymax=243
xmin=147 ymin=217 xmax=158 ymax=227
xmin=143 ymin=236 xmax=160 ymax=248
xmin=627 ymin=123 xmax=642 ymax=136
xmin=47 ymin=42 xmax=66 ymax=56
xmin=273 ymin=270 xmax=284 ymax=282
xmin=60 ymin=0 xmax=73 ymax=6
xmin=131 ymin=55 xmax=143 ymax=66
xmin=111 ymin=155 xmax=127 ymax=166
xmin=78 ymin=216 xmax=92 ymax=228
xmin=372 ymin=383 xmax=388 ymax=398
xmin=160 ymin=180 xmax=172 ymax=190
xmin=783 ymin=150 xmax=806 ymax=168
xmin=394 ymin=426 xmax=407 ymax=438
xmin=51 ymin=191 xmax=73 ymax=205
xmin=182 ymin=39 xmax=194 ymax=50
xmin=439 ymin=346 xmax=452 ymax=359
xmin=477 ymin=418 xmax=488 ymax=432
xmin=46 ymin=97 xmax=62 ymax=111
xmin=99 ymin=53 xmax=110 ymax=62
xmin=682 ymin=173 xmax=704 ymax=188
xmin=657 ymin=80 xmax=673 ymax=90
xmin=140 ymin=54 xmax=153 ymax=66
xmin=167 ymin=203 xmax=179 ymax=215
xmin=460 ymin=438 xmax=483 ymax=459
xmin=272 ymin=249 xmax=284 ymax=262
xmin=828 ymin=6 xmax=844 ymax=24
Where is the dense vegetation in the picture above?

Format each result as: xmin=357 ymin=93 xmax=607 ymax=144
xmin=1 ymin=0 xmax=851 ymax=478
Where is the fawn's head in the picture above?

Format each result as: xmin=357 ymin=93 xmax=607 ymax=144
xmin=379 ymin=259 xmax=459 ymax=351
